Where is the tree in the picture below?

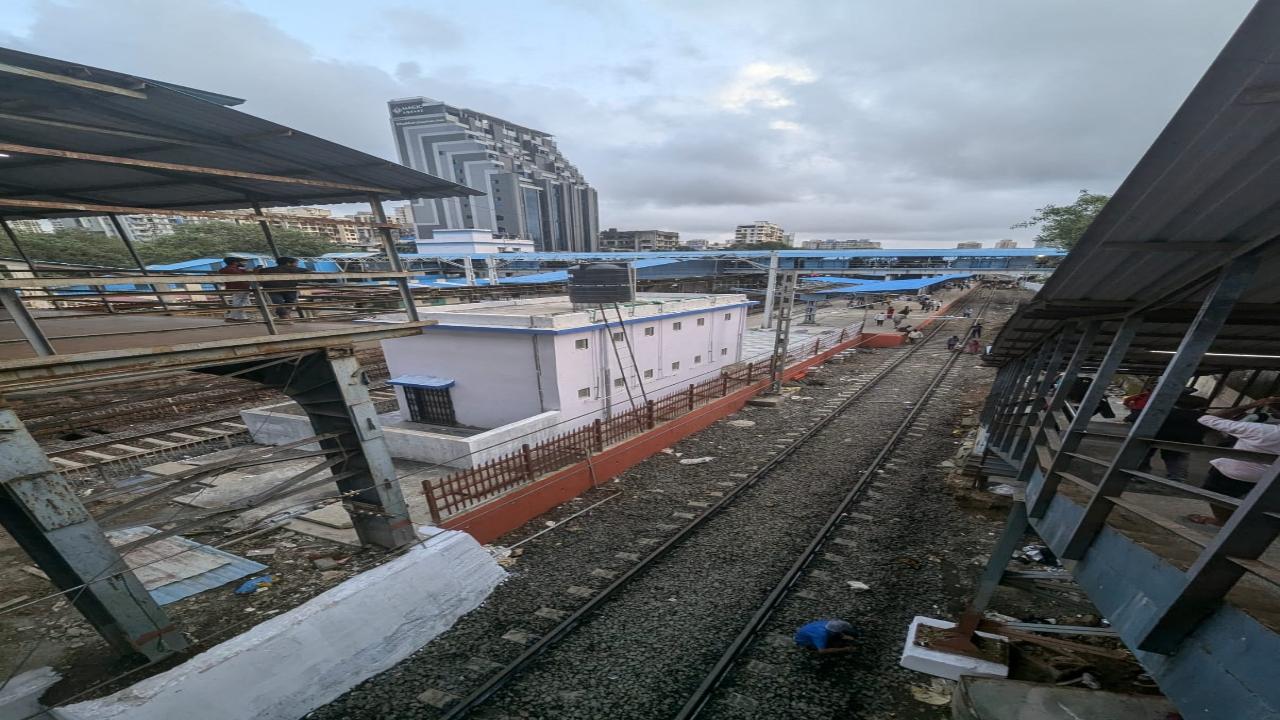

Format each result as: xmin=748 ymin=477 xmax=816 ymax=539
xmin=2 ymin=221 xmax=343 ymax=268
xmin=1012 ymin=190 xmax=1109 ymax=250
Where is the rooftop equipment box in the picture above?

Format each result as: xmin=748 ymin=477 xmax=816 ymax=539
xmin=567 ymin=263 xmax=636 ymax=305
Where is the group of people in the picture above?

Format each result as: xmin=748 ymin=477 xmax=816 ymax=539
xmin=216 ymin=256 xmax=311 ymax=322
xmin=1064 ymin=375 xmax=1280 ymax=528
xmin=946 ymin=320 xmax=984 ymax=354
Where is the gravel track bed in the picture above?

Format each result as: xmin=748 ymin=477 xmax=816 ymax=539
xmin=310 ymin=291 xmax=1018 ymax=720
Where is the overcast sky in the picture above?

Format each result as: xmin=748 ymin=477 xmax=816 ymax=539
xmin=0 ymin=0 xmax=1258 ymax=246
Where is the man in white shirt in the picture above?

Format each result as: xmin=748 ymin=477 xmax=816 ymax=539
xmin=1190 ymin=397 xmax=1280 ymax=526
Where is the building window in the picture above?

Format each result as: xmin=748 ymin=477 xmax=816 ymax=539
xmin=671 ymin=361 xmax=680 ymax=371
xmin=614 ymin=377 xmax=626 ymax=388
xmin=697 ymin=318 xmax=705 ymax=326
xmin=644 ymin=326 xmax=655 ymax=336
xmin=694 ymin=355 xmax=702 ymax=364
xmin=672 ymin=321 xmax=682 ymax=331
xmin=724 ymin=313 xmax=732 ymax=321
xmin=404 ymin=387 xmax=457 ymax=426
xmin=575 ymin=338 xmax=589 ymax=350
xmin=644 ymin=369 xmax=654 ymax=379
xmin=612 ymin=331 xmax=625 ymax=342
xmin=721 ymin=348 xmax=728 ymax=356
xmin=578 ymin=387 xmax=591 ymax=398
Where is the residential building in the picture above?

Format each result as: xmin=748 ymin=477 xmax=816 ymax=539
xmin=414 ymin=229 xmax=534 ymax=255
xmin=388 ymin=97 xmax=599 ymax=252
xmin=4 ymin=219 xmax=51 ymax=235
xmin=599 ymin=228 xmax=680 ymax=252
xmin=800 ymin=238 xmax=882 ymax=250
xmin=392 ymin=205 xmax=415 ymax=235
xmin=683 ymin=238 xmax=713 ymax=251
xmin=49 ymin=216 xmax=118 ymax=236
xmin=734 ymin=221 xmax=787 ymax=245
xmin=956 ymin=241 xmax=983 ymax=249
xmin=995 ymin=238 xmax=1018 ymax=249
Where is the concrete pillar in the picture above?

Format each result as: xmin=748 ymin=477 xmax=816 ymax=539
xmin=761 ymin=252 xmax=780 ymax=329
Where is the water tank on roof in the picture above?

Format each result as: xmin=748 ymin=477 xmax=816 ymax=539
xmin=567 ymin=263 xmax=636 ymax=305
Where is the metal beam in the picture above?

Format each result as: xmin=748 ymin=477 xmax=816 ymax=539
xmin=0 ymin=62 xmax=147 ymax=98
xmin=0 ymin=197 xmax=399 ymax=228
xmin=1061 ymin=257 xmax=1257 ymax=559
xmin=107 ymin=213 xmax=169 ymax=311
xmin=251 ymin=202 xmax=283 ymax=260
xmin=0 ymin=142 xmax=397 ymax=194
xmin=0 ymin=407 xmax=185 ymax=659
xmin=972 ymin=501 xmax=1029 ymax=612
xmin=1136 ymin=458 xmax=1280 ymax=653
xmin=1027 ymin=315 xmax=1141 ymax=519
xmin=1014 ymin=320 xmax=1101 ymax=484
xmin=0 ymin=288 xmax=55 ymax=357
xmin=367 ymin=195 xmax=419 ymax=322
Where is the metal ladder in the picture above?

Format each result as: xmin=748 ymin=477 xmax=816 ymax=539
xmin=600 ymin=303 xmax=649 ymax=412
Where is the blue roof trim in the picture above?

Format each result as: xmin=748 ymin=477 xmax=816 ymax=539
xmin=803 ymin=273 xmax=973 ymax=295
xmin=420 ymin=301 xmax=752 ymax=336
xmin=388 ymin=374 xmax=455 ymax=389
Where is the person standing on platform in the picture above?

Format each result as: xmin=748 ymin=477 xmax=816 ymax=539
xmin=257 ymin=256 xmax=310 ymax=320
xmin=873 ymin=312 xmax=886 ymax=327
xmin=886 ymin=306 xmax=895 ymax=320
xmin=217 ymin=256 xmax=252 ymax=323
xmin=1189 ymin=396 xmax=1280 ymax=526
xmin=794 ymin=619 xmax=858 ymax=655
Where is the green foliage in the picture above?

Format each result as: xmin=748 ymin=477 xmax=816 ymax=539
xmin=1012 ymin=190 xmax=1110 ymax=250
xmin=1 ymin=222 xmax=343 ymax=267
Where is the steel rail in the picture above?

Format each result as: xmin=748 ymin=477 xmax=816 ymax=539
xmin=674 ymin=289 xmax=994 ymax=719
xmin=439 ymin=289 xmax=986 ymax=720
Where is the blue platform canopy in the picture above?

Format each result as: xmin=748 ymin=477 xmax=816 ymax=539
xmin=802 ymin=273 xmax=973 ymax=295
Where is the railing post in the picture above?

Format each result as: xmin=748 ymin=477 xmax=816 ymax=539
xmin=592 ymin=419 xmax=604 ymax=452
xmin=250 ymin=282 xmax=279 ymax=335
xmin=1028 ymin=315 xmax=1141 ymax=519
xmin=521 ymin=443 xmax=535 ymax=483
xmin=721 ymin=375 xmax=729 ymax=397
xmin=1061 ymin=257 xmax=1257 ymax=560
xmin=1136 ymin=458 xmax=1280 ymax=653
xmin=1010 ymin=330 xmax=1074 ymax=460
xmin=746 ymin=362 xmax=754 ymax=383
xmin=646 ymin=400 xmax=656 ymax=429
xmin=687 ymin=383 xmax=696 ymax=411
xmin=1014 ymin=320 xmax=1100 ymax=484
xmin=422 ymin=479 xmax=443 ymax=524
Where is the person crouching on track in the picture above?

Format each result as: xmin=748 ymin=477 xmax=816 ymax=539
xmin=794 ymin=619 xmax=858 ymax=655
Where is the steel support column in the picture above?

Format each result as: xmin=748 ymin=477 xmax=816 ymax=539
xmin=1028 ymin=316 xmax=1142 ymax=519
xmin=1136 ymin=458 xmax=1280 ymax=653
xmin=972 ymin=501 xmax=1029 ymax=612
xmin=367 ymin=195 xmax=420 ymax=322
xmin=1014 ymin=320 xmax=1100 ymax=484
xmin=990 ymin=356 xmax=1031 ymax=451
xmin=761 ymin=252 xmax=780 ymax=330
xmin=998 ymin=340 xmax=1056 ymax=455
xmin=1010 ymin=330 xmax=1074 ymax=460
xmin=1061 ymin=258 xmax=1256 ymax=559
xmin=0 ymin=407 xmax=186 ymax=659
xmin=251 ymin=201 xmax=283 ymax=260
xmin=0 ymin=288 xmax=55 ymax=357
xmin=201 ymin=348 xmax=415 ymax=548
xmin=107 ymin=213 xmax=168 ymax=310
xmin=462 ymin=257 xmax=477 ymax=286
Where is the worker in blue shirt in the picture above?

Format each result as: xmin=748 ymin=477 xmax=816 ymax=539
xmin=794 ymin=619 xmax=858 ymax=654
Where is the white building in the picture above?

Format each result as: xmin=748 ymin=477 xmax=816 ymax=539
xmin=242 ymin=293 xmax=749 ymax=468
xmin=414 ymin=229 xmax=534 ymax=255
xmin=734 ymin=220 xmax=787 ymax=245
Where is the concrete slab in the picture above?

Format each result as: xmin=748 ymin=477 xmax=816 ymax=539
xmin=900 ymin=616 xmax=1009 ymax=681
xmin=953 ymin=676 xmax=1176 ymax=720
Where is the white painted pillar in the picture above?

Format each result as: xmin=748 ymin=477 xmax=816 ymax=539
xmin=761 ymin=252 xmax=780 ymax=329
xmin=462 ymin=257 xmax=476 ymax=286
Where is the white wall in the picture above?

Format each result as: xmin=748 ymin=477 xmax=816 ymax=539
xmin=382 ymin=329 xmax=549 ymax=429
xmin=57 ymin=530 xmax=503 ymax=720
xmin=551 ymin=304 xmax=748 ymax=420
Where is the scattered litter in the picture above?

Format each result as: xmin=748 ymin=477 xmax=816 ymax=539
xmin=679 ymin=457 xmax=716 ymax=465
xmin=846 ymin=580 xmax=871 ymax=592
xmin=1015 ymin=544 xmax=1060 ymax=566
xmin=0 ymin=594 xmax=30 ymax=611
xmin=21 ymin=566 xmax=49 ymax=581
xmin=244 ymin=547 xmax=277 ymax=558
xmin=311 ymin=557 xmax=340 ymax=571
xmin=988 ymin=484 xmax=1017 ymax=496
xmin=983 ymin=611 xmax=1021 ymax=624
xmin=1057 ymin=671 xmax=1101 ymax=690
xmin=937 ymin=460 xmax=956 ymax=469
xmin=234 ymin=576 xmax=274 ymax=595
xmin=660 ymin=448 xmax=675 ymax=455
xmin=727 ymin=420 xmax=756 ymax=428
xmin=790 ymin=396 xmax=814 ymax=401
xmin=910 ymin=678 xmax=954 ymax=705
xmin=319 ymin=570 xmax=346 ymax=582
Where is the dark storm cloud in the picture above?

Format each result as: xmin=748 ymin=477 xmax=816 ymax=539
xmin=2 ymin=0 xmax=1259 ymax=244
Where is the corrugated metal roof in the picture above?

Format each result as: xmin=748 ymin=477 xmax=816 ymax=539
xmin=803 ymin=273 xmax=973 ymax=295
xmin=989 ymin=4 xmax=1280 ymax=372
xmin=0 ymin=48 xmax=480 ymax=218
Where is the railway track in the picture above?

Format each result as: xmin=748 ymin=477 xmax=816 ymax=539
xmin=46 ymin=386 xmax=398 ymax=476
xmin=432 ymin=290 xmax=994 ymax=720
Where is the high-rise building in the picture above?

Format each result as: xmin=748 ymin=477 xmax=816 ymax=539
xmin=733 ymin=221 xmax=787 ymax=245
xmin=957 ymin=241 xmax=983 ymax=249
xmin=995 ymin=238 xmax=1018 ymax=249
xmin=388 ymin=97 xmax=599 ymax=252
xmin=600 ymin=228 xmax=680 ymax=252
xmin=4 ymin=219 xmax=51 ymax=235
xmin=800 ymin=238 xmax=882 ymax=250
